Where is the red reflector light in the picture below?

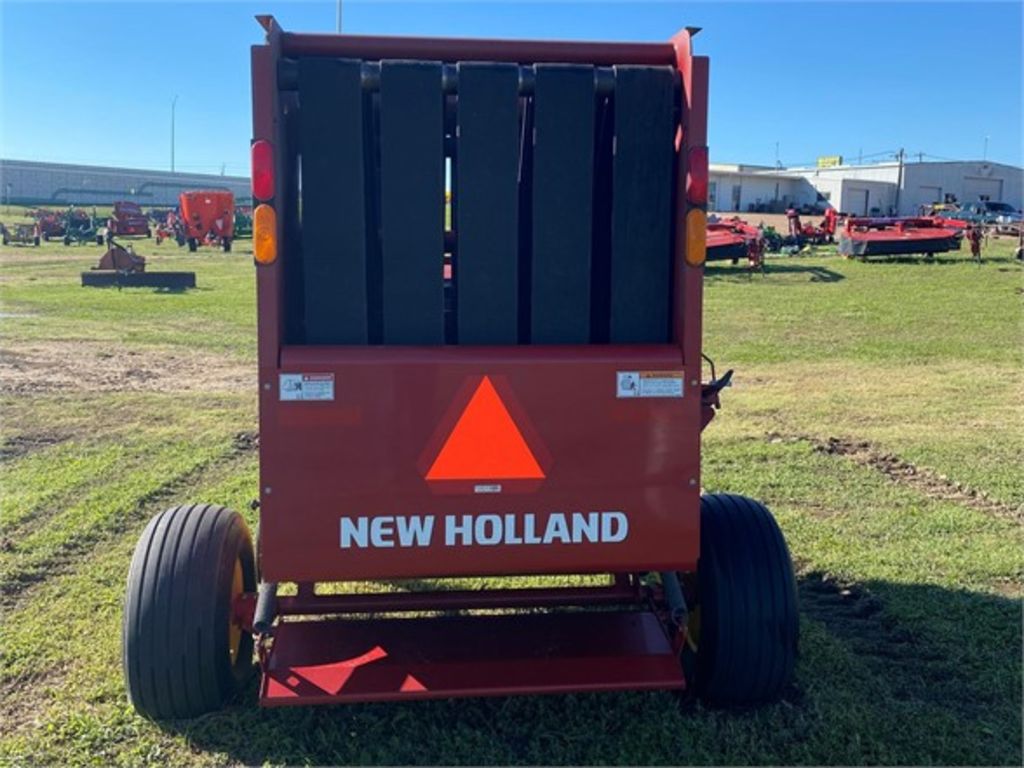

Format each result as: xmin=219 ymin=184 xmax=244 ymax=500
xmin=251 ymin=140 xmax=274 ymax=201
xmin=686 ymin=146 xmax=709 ymax=206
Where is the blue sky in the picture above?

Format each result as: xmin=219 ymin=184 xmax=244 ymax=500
xmin=1 ymin=1 xmax=1020 ymax=176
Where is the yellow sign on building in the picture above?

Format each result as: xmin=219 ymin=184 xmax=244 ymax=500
xmin=816 ymin=155 xmax=843 ymax=168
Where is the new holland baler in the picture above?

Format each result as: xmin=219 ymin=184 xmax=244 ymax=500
xmin=122 ymin=17 xmax=798 ymax=718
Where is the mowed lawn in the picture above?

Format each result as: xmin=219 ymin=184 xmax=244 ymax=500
xmin=0 ymin=221 xmax=1021 ymax=766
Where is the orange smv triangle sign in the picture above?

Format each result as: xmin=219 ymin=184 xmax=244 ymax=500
xmin=425 ymin=376 xmax=545 ymax=481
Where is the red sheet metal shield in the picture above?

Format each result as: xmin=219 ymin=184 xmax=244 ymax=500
xmin=422 ymin=375 xmax=547 ymax=492
xmin=259 ymin=345 xmax=701 ymax=582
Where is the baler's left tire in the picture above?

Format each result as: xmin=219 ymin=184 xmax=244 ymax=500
xmin=685 ymin=493 xmax=798 ymax=706
xmin=122 ymin=503 xmax=256 ymax=720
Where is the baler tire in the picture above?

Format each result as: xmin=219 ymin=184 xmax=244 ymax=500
xmin=188 ymin=238 xmax=198 ymax=252
xmin=687 ymin=493 xmax=798 ymax=706
xmin=122 ymin=503 xmax=256 ymax=720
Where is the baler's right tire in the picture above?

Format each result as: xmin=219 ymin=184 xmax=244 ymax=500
xmin=122 ymin=503 xmax=256 ymax=720
xmin=687 ymin=493 xmax=798 ymax=706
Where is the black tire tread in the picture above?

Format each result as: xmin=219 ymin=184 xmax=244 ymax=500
xmin=123 ymin=503 xmax=254 ymax=719
xmin=696 ymin=493 xmax=798 ymax=705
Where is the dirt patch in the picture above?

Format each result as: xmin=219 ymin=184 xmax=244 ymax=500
xmin=0 ymin=341 xmax=254 ymax=395
xmin=0 ymin=668 xmax=67 ymax=738
xmin=768 ymin=432 xmax=1023 ymax=522
xmin=0 ymin=431 xmax=69 ymax=461
xmin=232 ymin=431 xmax=259 ymax=452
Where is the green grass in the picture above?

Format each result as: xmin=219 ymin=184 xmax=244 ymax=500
xmin=0 ymin=222 xmax=1021 ymax=766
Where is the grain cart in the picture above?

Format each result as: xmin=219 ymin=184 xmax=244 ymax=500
xmin=179 ymin=189 xmax=235 ymax=251
xmin=122 ymin=17 xmax=798 ymax=719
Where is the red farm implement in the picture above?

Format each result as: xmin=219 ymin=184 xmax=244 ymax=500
xmin=32 ymin=208 xmax=66 ymax=240
xmin=81 ymin=236 xmax=196 ymax=289
xmin=838 ymin=216 xmax=963 ymax=259
xmin=154 ymin=211 xmax=185 ymax=246
xmin=121 ymin=17 xmax=798 ymax=719
xmin=179 ymin=189 xmax=235 ymax=251
xmin=706 ymin=217 xmax=764 ymax=269
xmin=107 ymin=201 xmax=152 ymax=238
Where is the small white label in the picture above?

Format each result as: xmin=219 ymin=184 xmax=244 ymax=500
xmin=473 ymin=483 xmax=503 ymax=494
xmin=280 ymin=373 xmax=335 ymax=401
xmin=617 ymin=371 xmax=684 ymax=399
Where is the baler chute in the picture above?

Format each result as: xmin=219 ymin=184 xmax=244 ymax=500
xmin=121 ymin=17 xmax=798 ymax=719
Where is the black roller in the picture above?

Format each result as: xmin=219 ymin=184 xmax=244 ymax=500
xmin=456 ymin=62 xmax=521 ymax=344
xmin=530 ymin=65 xmax=595 ymax=344
xmin=378 ymin=60 xmax=446 ymax=344
xmin=298 ymin=58 xmax=369 ymax=344
xmin=609 ymin=66 xmax=676 ymax=343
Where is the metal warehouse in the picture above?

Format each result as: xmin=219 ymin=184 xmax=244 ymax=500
xmin=710 ymin=159 xmax=1023 ymax=217
xmin=0 ymin=159 xmax=250 ymax=207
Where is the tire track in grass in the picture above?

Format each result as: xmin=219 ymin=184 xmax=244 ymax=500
xmin=0 ymin=433 xmax=258 ymax=610
xmin=1 ymin=440 xmax=137 ymax=537
xmin=765 ymin=431 xmax=1022 ymax=522
xmin=796 ymin=571 xmax=1021 ymax=764
xmin=0 ymin=448 xmax=259 ymax=742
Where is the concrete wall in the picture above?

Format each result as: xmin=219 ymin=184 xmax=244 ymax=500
xmin=785 ymin=160 xmax=1022 ymax=215
xmin=708 ymin=171 xmax=808 ymax=212
xmin=0 ymin=159 xmax=250 ymax=207
xmin=901 ymin=161 xmax=1022 ymax=213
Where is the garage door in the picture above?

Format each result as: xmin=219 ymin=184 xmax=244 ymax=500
xmin=846 ymin=187 xmax=870 ymax=216
xmin=963 ymin=177 xmax=1003 ymax=202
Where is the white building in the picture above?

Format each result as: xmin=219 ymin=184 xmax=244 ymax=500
xmin=710 ymin=159 xmax=1023 ymax=217
xmin=0 ymin=159 xmax=250 ymax=207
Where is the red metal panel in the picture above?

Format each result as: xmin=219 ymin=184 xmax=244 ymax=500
xmin=259 ymin=345 xmax=700 ymax=582
xmin=260 ymin=611 xmax=684 ymax=706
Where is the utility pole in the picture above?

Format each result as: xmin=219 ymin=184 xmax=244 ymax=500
xmin=336 ymin=0 xmax=342 ymax=32
xmin=894 ymin=148 xmax=905 ymax=216
xmin=171 ymin=95 xmax=178 ymax=173
xmin=775 ymin=141 xmax=780 ymax=169
xmin=983 ymin=135 xmax=989 ymax=161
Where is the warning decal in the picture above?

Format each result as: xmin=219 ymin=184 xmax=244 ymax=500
xmin=280 ymin=373 xmax=335 ymax=401
xmin=616 ymin=370 xmax=684 ymax=399
xmin=425 ymin=376 xmax=545 ymax=481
